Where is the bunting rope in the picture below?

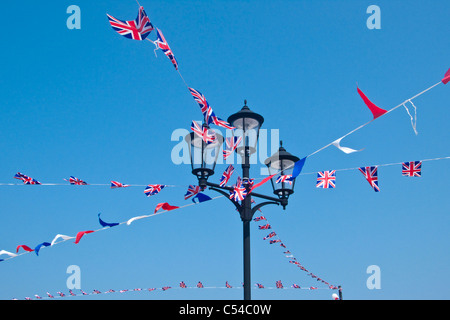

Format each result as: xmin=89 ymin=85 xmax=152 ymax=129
xmin=14 ymin=280 xmax=338 ymax=300
xmin=298 ymin=156 xmax=450 ymax=176
xmin=0 ymin=195 xmax=225 ymax=263
xmin=253 ymin=213 xmax=338 ymax=289
xmin=307 ymin=81 xmax=443 ymax=158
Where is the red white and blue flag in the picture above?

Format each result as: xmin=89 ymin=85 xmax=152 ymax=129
xmin=316 ymin=170 xmax=336 ymax=189
xmin=144 ymin=184 xmax=165 ymax=196
xmin=223 ymin=137 xmax=242 ymax=159
xmin=189 ymin=87 xmax=210 ymax=115
xmin=263 ymin=232 xmax=277 ymax=240
xmin=14 ymin=172 xmax=41 ymax=185
xmin=402 ymin=161 xmax=422 ymax=177
xmin=211 ymin=116 xmax=235 ymax=130
xmin=107 ymin=6 xmax=154 ymax=41
xmin=230 ymin=177 xmax=247 ymax=201
xmin=276 ymin=175 xmax=293 ymax=185
xmin=110 ymin=181 xmax=130 ymax=188
xmin=219 ymin=165 xmax=234 ymax=187
xmin=154 ymin=28 xmax=178 ymax=70
xmin=184 ymin=185 xmax=201 ymax=200
xmin=359 ymin=166 xmax=380 ymax=192
xmin=65 ymin=176 xmax=88 ymax=185
xmin=191 ymin=121 xmax=216 ymax=144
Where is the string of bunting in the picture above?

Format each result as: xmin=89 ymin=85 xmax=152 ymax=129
xmin=253 ymin=213 xmax=338 ymax=289
xmin=0 ymin=194 xmax=222 ymax=263
xmin=14 ymin=279 xmax=339 ymax=300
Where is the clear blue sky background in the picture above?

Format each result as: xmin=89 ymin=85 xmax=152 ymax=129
xmin=0 ymin=0 xmax=449 ymax=300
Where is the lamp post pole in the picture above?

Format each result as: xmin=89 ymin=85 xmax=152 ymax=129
xmin=242 ymin=144 xmax=252 ymax=300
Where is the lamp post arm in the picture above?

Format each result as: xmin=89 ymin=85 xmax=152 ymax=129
xmin=251 ymin=201 xmax=279 ymax=215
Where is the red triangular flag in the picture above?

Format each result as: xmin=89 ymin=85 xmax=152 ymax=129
xmin=16 ymin=245 xmax=34 ymax=253
xmin=154 ymin=202 xmax=179 ymax=214
xmin=442 ymin=67 xmax=450 ymax=85
xmin=357 ymin=87 xmax=388 ymax=119
xmin=74 ymin=230 xmax=94 ymax=244
xmin=249 ymin=173 xmax=277 ymax=194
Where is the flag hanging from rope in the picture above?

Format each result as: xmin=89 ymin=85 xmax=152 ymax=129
xmin=402 ymin=161 xmax=422 ymax=177
xmin=357 ymin=87 xmax=387 ymax=119
xmin=359 ymin=166 xmax=380 ymax=192
xmin=144 ymin=184 xmax=165 ymax=197
xmin=219 ymin=165 xmax=234 ymax=187
xmin=110 ymin=181 xmax=130 ymax=188
xmin=223 ymin=137 xmax=242 ymax=159
xmin=442 ymin=67 xmax=450 ymax=84
xmin=107 ymin=6 xmax=154 ymax=41
xmin=65 ymin=176 xmax=88 ymax=185
xmin=184 ymin=185 xmax=201 ymax=200
xmin=316 ymin=170 xmax=336 ymax=189
xmin=154 ymin=28 xmax=178 ymax=70
xmin=14 ymin=172 xmax=41 ymax=185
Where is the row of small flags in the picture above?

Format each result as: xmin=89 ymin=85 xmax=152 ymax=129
xmin=217 ymin=160 xmax=423 ymax=201
xmin=254 ymin=215 xmax=338 ymax=289
xmin=16 ymin=280 xmax=338 ymax=300
xmin=315 ymin=160 xmax=422 ymax=192
xmin=10 ymin=159 xmax=423 ymax=203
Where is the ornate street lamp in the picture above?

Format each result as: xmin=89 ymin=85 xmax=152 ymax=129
xmin=185 ymin=123 xmax=223 ymax=189
xmin=185 ymin=101 xmax=300 ymax=300
xmin=264 ymin=141 xmax=300 ymax=208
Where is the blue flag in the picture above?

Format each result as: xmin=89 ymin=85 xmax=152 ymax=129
xmin=192 ymin=193 xmax=212 ymax=203
xmin=292 ymin=157 xmax=307 ymax=178
xmin=98 ymin=213 xmax=119 ymax=228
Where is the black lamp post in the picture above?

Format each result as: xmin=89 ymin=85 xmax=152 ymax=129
xmin=185 ymin=101 xmax=300 ymax=300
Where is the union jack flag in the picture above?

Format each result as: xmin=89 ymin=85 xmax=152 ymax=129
xmin=204 ymin=106 xmax=217 ymax=126
xmin=269 ymin=239 xmax=282 ymax=244
xmin=275 ymin=280 xmax=283 ymax=289
xmin=184 ymin=185 xmax=201 ymax=200
xmin=253 ymin=216 xmax=266 ymax=221
xmin=189 ymin=87 xmax=210 ymax=115
xmin=191 ymin=121 xmax=216 ymax=144
xmin=154 ymin=28 xmax=178 ymax=70
xmin=258 ymin=224 xmax=271 ymax=230
xmin=219 ymin=165 xmax=234 ymax=187
xmin=402 ymin=161 xmax=422 ymax=177
xmin=14 ymin=172 xmax=41 ymax=185
xmin=161 ymin=286 xmax=171 ymax=291
xmin=66 ymin=176 xmax=88 ymax=185
xmin=46 ymin=292 xmax=54 ymax=298
xmin=276 ymin=175 xmax=293 ymax=185
xmin=223 ymin=137 xmax=242 ymax=159
xmin=110 ymin=180 xmax=130 ymax=188
xmin=197 ymin=281 xmax=204 ymax=288
xmin=230 ymin=177 xmax=247 ymax=201
xmin=144 ymin=184 xmax=165 ymax=196
xmin=292 ymin=284 xmax=301 ymax=289
xmin=107 ymin=6 xmax=154 ymax=41
xmin=263 ymin=232 xmax=276 ymax=240
xmin=256 ymin=283 xmax=264 ymax=289
xmin=316 ymin=170 xmax=336 ymax=189
xmin=180 ymin=281 xmax=187 ymax=288
xmin=211 ymin=116 xmax=235 ymax=130
xmin=57 ymin=291 xmax=66 ymax=297
xmin=359 ymin=166 xmax=380 ymax=192
xmin=225 ymin=281 xmax=232 ymax=288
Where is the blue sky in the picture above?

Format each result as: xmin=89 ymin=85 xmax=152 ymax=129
xmin=0 ymin=0 xmax=449 ymax=300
